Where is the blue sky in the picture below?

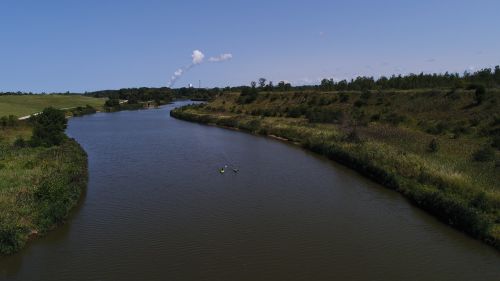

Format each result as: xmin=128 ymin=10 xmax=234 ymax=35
xmin=1 ymin=0 xmax=499 ymax=92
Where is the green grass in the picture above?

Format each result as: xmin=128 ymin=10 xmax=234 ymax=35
xmin=0 ymin=125 xmax=88 ymax=255
xmin=171 ymin=89 xmax=500 ymax=250
xmin=0 ymin=95 xmax=106 ymax=117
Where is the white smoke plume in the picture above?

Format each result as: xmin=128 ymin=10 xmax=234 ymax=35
xmin=208 ymin=53 xmax=233 ymax=62
xmin=167 ymin=50 xmax=233 ymax=87
xmin=191 ymin=50 xmax=205 ymax=64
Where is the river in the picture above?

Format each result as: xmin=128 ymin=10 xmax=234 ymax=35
xmin=1 ymin=101 xmax=499 ymax=281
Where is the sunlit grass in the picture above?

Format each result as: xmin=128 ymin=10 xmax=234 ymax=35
xmin=0 ymin=95 xmax=105 ymax=117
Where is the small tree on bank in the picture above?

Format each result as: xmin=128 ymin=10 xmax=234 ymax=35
xmin=30 ymin=107 xmax=67 ymax=147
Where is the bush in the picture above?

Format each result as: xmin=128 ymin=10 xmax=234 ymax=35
xmin=360 ymin=90 xmax=371 ymax=100
xmin=354 ymin=100 xmax=366 ymax=107
xmin=104 ymin=98 xmax=120 ymax=107
xmin=383 ymin=113 xmax=406 ymax=126
xmin=0 ymin=115 xmax=18 ymax=128
xmin=492 ymin=136 xmax=500 ymax=150
xmin=286 ymin=106 xmax=304 ymax=118
xmin=306 ymin=108 xmax=343 ymax=123
xmin=468 ymin=84 xmax=486 ymax=105
xmin=473 ymin=146 xmax=495 ymax=162
xmin=343 ymin=129 xmax=361 ymax=143
xmin=0 ymin=220 xmax=25 ymax=255
xmin=339 ymin=93 xmax=349 ymax=103
xmin=71 ymin=105 xmax=96 ymax=116
xmin=13 ymin=136 xmax=26 ymax=148
xmin=426 ymin=121 xmax=449 ymax=135
xmin=30 ymin=107 xmax=67 ymax=147
xmin=428 ymin=138 xmax=439 ymax=153
xmin=237 ymin=88 xmax=258 ymax=104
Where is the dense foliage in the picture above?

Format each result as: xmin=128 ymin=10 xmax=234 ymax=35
xmin=0 ymin=136 xmax=87 ymax=255
xmin=84 ymin=87 xmax=172 ymax=102
xmin=31 ymin=107 xmax=67 ymax=147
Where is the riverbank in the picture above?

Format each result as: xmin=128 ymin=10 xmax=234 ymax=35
xmin=0 ymin=122 xmax=88 ymax=256
xmin=171 ymin=94 xmax=500 ymax=250
xmin=0 ymin=100 xmax=173 ymax=255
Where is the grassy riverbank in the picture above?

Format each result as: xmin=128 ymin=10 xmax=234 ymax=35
xmin=171 ymin=89 xmax=500 ymax=249
xmin=0 ymin=120 xmax=88 ymax=256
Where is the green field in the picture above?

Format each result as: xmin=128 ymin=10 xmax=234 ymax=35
xmin=0 ymin=95 xmax=106 ymax=117
xmin=171 ymin=88 xmax=500 ymax=250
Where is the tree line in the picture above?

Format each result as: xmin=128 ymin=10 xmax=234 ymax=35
xmin=317 ymin=66 xmax=500 ymax=91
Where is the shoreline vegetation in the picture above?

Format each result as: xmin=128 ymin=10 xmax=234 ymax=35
xmin=0 ymin=90 xmax=176 ymax=256
xmin=171 ymin=86 xmax=500 ymax=250
xmin=0 ymin=115 xmax=88 ymax=256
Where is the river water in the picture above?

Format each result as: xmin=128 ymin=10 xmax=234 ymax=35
xmin=1 ymin=101 xmax=499 ymax=280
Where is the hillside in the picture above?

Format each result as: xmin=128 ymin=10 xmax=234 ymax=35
xmin=171 ymin=87 xmax=500 ymax=249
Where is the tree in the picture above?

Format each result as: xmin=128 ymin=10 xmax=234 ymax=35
xmin=30 ymin=107 xmax=67 ymax=147
xmin=258 ymin=78 xmax=267 ymax=88
xmin=267 ymin=81 xmax=274 ymax=91
xmin=320 ymin=78 xmax=334 ymax=91
xmin=277 ymin=81 xmax=291 ymax=91
xmin=250 ymin=81 xmax=257 ymax=88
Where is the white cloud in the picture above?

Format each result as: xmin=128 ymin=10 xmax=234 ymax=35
xmin=208 ymin=53 xmax=233 ymax=62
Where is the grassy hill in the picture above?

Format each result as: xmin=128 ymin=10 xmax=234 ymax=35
xmin=0 ymin=95 xmax=105 ymax=117
xmin=172 ymin=88 xmax=500 ymax=249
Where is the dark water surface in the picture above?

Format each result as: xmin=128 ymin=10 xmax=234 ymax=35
xmin=1 ymin=101 xmax=499 ymax=281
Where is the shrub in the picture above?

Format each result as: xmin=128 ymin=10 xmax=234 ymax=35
xmin=428 ymin=138 xmax=439 ymax=153
xmin=492 ymin=136 xmax=500 ymax=150
xmin=360 ymin=90 xmax=371 ymax=100
xmin=306 ymin=108 xmax=343 ymax=123
xmin=30 ymin=107 xmax=67 ymax=147
xmin=237 ymin=88 xmax=258 ymax=104
xmin=13 ymin=136 xmax=26 ymax=148
xmin=384 ymin=113 xmax=406 ymax=126
xmin=467 ymin=84 xmax=486 ymax=105
xmin=105 ymin=98 xmax=120 ymax=107
xmin=286 ymin=107 xmax=304 ymax=118
xmin=343 ymin=129 xmax=361 ymax=143
xmin=0 ymin=115 xmax=18 ymax=128
xmin=370 ymin=113 xmax=381 ymax=121
xmin=473 ymin=146 xmax=495 ymax=162
xmin=339 ymin=93 xmax=349 ymax=103
xmin=426 ymin=121 xmax=449 ymax=135
xmin=0 ymin=220 xmax=25 ymax=255
xmin=354 ymin=100 xmax=365 ymax=107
